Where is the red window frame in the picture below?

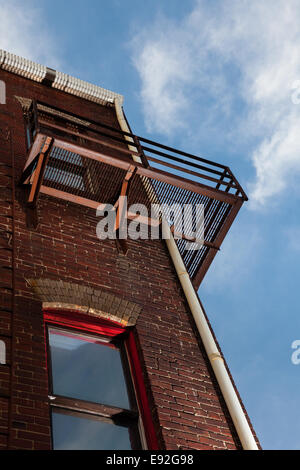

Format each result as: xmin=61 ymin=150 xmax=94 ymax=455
xmin=44 ymin=308 xmax=158 ymax=450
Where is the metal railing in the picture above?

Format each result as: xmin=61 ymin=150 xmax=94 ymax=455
xmin=26 ymin=101 xmax=247 ymax=201
xmin=21 ymin=101 xmax=247 ymax=287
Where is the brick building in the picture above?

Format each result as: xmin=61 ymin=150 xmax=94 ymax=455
xmin=0 ymin=50 xmax=259 ymax=450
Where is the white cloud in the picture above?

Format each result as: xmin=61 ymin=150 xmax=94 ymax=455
xmin=134 ymin=42 xmax=189 ymax=134
xmin=131 ymin=0 xmax=300 ymax=209
xmin=0 ymin=0 xmax=61 ymax=68
xmin=131 ymin=17 xmax=194 ymax=135
xmin=250 ymin=112 xmax=300 ymax=205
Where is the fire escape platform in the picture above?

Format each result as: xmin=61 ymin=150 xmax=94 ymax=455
xmin=20 ymin=101 xmax=248 ymax=289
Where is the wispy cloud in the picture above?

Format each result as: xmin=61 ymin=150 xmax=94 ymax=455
xmin=131 ymin=0 xmax=300 ymax=209
xmin=0 ymin=0 xmax=61 ymax=68
xmin=200 ymin=220 xmax=263 ymax=294
xmin=131 ymin=16 xmax=194 ymax=135
xmin=285 ymin=225 xmax=300 ymax=252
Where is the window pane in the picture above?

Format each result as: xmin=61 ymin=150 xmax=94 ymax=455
xmin=52 ymin=412 xmax=132 ymax=450
xmin=48 ymin=328 xmax=130 ymax=409
xmin=45 ymin=147 xmax=84 ymax=190
xmin=44 ymin=167 xmax=85 ymax=190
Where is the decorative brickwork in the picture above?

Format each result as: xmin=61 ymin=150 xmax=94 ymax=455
xmin=26 ymin=278 xmax=141 ymax=326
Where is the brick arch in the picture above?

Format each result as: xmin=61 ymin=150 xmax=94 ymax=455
xmin=26 ymin=278 xmax=141 ymax=326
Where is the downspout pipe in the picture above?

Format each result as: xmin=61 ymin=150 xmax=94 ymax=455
xmin=114 ymin=98 xmax=258 ymax=451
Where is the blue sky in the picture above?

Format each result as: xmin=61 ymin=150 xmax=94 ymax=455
xmin=1 ymin=0 xmax=300 ymax=450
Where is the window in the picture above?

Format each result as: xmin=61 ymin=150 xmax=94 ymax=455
xmin=44 ymin=311 xmax=157 ymax=450
xmin=43 ymin=147 xmax=85 ymax=191
xmin=23 ymin=101 xmax=88 ymax=192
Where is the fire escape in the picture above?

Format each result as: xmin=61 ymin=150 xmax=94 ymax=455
xmin=19 ymin=101 xmax=247 ymax=289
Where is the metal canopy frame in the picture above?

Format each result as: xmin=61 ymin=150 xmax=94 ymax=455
xmin=20 ymin=100 xmax=247 ymax=288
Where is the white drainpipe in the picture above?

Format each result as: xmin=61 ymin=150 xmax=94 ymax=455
xmin=114 ymin=98 xmax=258 ymax=450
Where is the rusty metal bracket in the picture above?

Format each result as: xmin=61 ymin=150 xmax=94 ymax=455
xmin=27 ymin=136 xmax=54 ymax=207
xmin=114 ymin=165 xmax=136 ymax=231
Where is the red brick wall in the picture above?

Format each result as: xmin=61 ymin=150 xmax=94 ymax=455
xmin=0 ymin=69 xmax=249 ymax=450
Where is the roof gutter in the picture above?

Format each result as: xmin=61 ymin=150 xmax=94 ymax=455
xmin=114 ymin=97 xmax=258 ymax=451
xmin=0 ymin=49 xmax=123 ymax=106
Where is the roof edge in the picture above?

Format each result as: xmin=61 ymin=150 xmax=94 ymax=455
xmin=0 ymin=49 xmax=124 ymax=106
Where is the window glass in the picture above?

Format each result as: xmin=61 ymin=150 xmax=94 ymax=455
xmin=48 ymin=328 xmax=130 ymax=409
xmin=52 ymin=412 xmax=132 ymax=450
xmin=44 ymin=167 xmax=85 ymax=190
xmin=45 ymin=147 xmax=85 ymax=190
